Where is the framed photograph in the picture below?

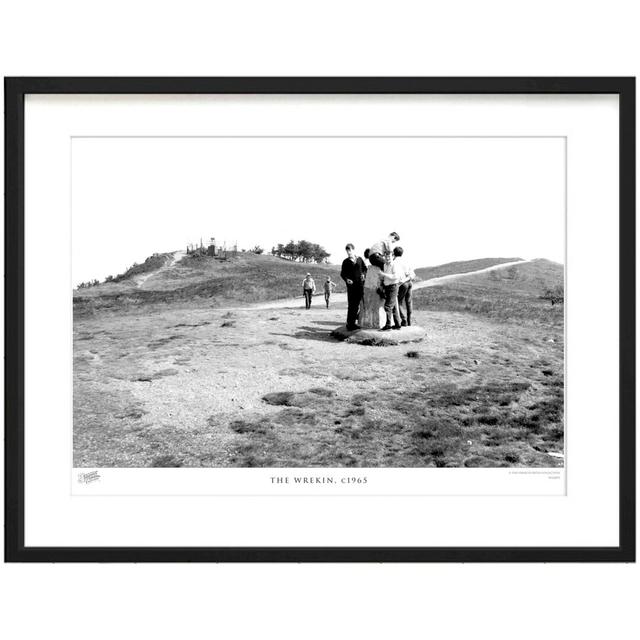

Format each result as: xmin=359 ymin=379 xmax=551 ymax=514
xmin=5 ymin=77 xmax=635 ymax=562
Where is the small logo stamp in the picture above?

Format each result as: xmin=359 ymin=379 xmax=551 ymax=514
xmin=78 ymin=470 xmax=101 ymax=484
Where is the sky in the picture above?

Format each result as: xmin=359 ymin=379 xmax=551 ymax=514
xmin=72 ymin=136 xmax=565 ymax=284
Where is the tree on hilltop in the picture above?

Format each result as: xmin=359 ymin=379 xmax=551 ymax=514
xmin=283 ymin=240 xmax=298 ymax=260
xmin=272 ymin=239 xmax=330 ymax=263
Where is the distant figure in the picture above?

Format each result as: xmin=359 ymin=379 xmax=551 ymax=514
xmin=323 ymin=277 xmax=337 ymax=309
xmin=380 ymin=253 xmax=402 ymax=331
xmin=302 ymin=273 xmax=316 ymax=309
xmin=368 ymin=232 xmax=400 ymax=269
xmin=393 ymin=246 xmax=416 ymax=326
xmin=340 ymin=244 xmax=367 ymax=331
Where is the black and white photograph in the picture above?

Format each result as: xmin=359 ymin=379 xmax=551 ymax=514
xmin=72 ymin=135 xmax=565 ymax=471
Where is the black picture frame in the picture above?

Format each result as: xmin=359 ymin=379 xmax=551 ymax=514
xmin=4 ymin=77 xmax=635 ymax=563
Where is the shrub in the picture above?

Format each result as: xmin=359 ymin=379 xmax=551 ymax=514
xmin=541 ymin=284 xmax=564 ymax=306
xmin=262 ymin=391 xmax=295 ymax=406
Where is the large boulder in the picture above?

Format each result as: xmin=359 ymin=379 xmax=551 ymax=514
xmin=330 ymin=324 xmax=426 ymax=346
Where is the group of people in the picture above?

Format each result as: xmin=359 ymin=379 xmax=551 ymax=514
xmin=302 ymin=273 xmax=337 ymax=309
xmin=340 ymin=232 xmax=415 ymax=331
xmin=301 ymin=231 xmax=415 ymax=332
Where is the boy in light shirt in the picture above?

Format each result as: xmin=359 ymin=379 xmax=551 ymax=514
xmin=368 ymin=231 xmax=400 ymax=270
xmin=302 ymin=273 xmax=316 ymax=309
xmin=323 ymin=276 xmax=337 ymax=308
xmin=393 ymin=246 xmax=416 ymax=326
xmin=380 ymin=253 xmax=402 ymax=331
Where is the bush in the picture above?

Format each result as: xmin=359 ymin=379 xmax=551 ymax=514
xmin=541 ymin=284 xmax=564 ymax=306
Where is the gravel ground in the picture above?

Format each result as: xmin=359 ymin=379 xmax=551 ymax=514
xmin=74 ymin=294 xmax=563 ymax=468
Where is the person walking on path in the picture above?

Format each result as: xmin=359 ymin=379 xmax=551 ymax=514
xmin=393 ymin=246 xmax=416 ymax=326
xmin=380 ymin=253 xmax=402 ymax=331
xmin=340 ymin=244 xmax=367 ymax=330
xmin=302 ymin=273 xmax=316 ymax=309
xmin=323 ymin=277 xmax=337 ymax=309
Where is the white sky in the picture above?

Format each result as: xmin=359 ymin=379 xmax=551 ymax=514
xmin=72 ymin=136 xmax=565 ymax=284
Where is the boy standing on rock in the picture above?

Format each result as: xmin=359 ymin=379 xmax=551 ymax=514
xmin=380 ymin=253 xmax=402 ymax=331
xmin=340 ymin=244 xmax=367 ymax=330
xmin=393 ymin=246 xmax=416 ymax=326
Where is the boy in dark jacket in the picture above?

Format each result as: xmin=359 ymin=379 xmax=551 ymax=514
xmin=340 ymin=244 xmax=367 ymax=330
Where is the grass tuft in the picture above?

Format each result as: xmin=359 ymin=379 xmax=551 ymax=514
xmin=262 ymin=391 xmax=295 ymax=406
xmin=308 ymin=387 xmax=336 ymax=397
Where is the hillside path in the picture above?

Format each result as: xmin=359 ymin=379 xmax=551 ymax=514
xmin=134 ymin=250 xmax=186 ymax=288
xmin=228 ymin=259 xmax=531 ymax=311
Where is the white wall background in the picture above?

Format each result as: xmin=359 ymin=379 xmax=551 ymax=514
xmin=1 ymin=1 xmax=638 ymax=639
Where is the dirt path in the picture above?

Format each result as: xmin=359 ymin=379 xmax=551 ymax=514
xmin=233 ymin=259 xmax=531 ymax=311
xmin=135 ymin=250 xmax=186 ymax=289
xmin=413 ymin=259 xmax=531 ymax=288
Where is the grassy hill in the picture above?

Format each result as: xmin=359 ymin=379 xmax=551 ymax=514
xmin=159 ymin=253 xmax=343 ymax=299
xmin=113 ymin=252 xmax=173 ymax=283
xmin=74 ymin=253 xmax=344 ymax=314
xmin=413 ymin=259 xmax=564 ymax=326
xmin=73 ymin=252 xmax=562 ymax=320
xmin=414 ymin=257 xmax=522 ymax=281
